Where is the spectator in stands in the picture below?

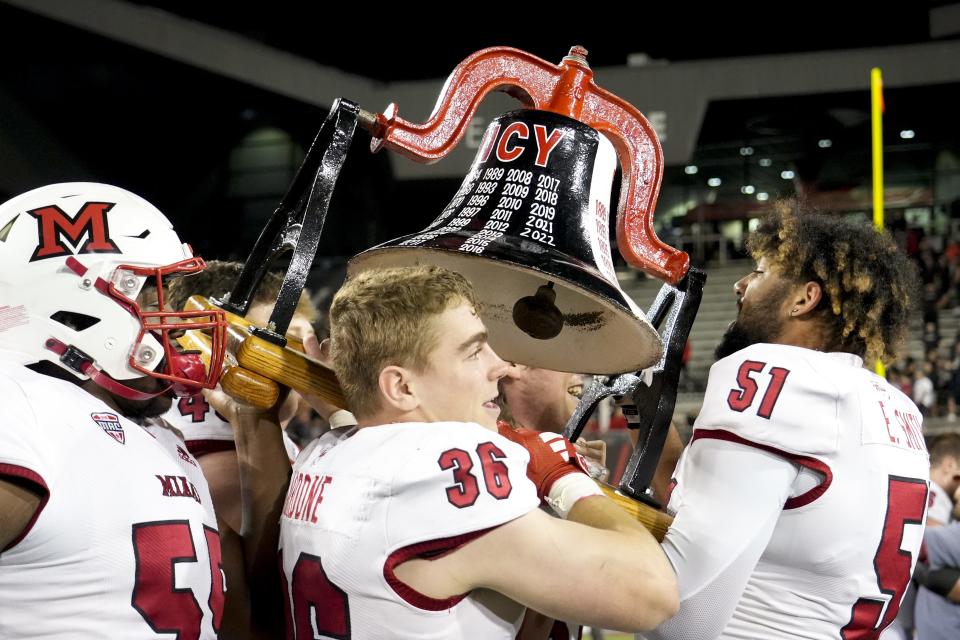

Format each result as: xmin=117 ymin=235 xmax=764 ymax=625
xmin=924 ymin=283 xmax=941 ymax=327
xmin=888 ymin=367 xmax=905 ymax=393
xmin=936 ymin=356 xmax=954 ymax=416
xmin=914 ymin=361 xmax=936 ymax=416
xmin=905 ymin=357 xmax=918 ymax=379
xmin=948 ymin=342 xmax=960 ymax=421
xmin=925 ymin=322 xmax=942 ymax=356
xmin=916 ymin=237 xmax=942 ymax=287
xmin=679 ymin=340 xmax=693 ymax=390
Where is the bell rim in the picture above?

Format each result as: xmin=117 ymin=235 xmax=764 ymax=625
xmin=348 ymin=245 xmax=664 ymax=374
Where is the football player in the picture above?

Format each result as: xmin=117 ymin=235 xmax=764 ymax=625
xmin=498 ymin=365 xmax=686 ymax=640
xmin=0 ymin=183 xmax=229 ymax=638
xmin=160 ymin=260 xmax=354 ymax=528
xmin=160 ymin=261 xmax=356 ymax=639
xmin=641 ymin=202 xmax=930 ymax=639
xmin=218 ymin=265 xmax=678 ymax=638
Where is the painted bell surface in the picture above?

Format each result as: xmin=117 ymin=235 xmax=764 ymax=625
xmin=352 ymin=46 xmax=688 ymax=374
xmin=351 ymin=108 xmax=662 ymax=373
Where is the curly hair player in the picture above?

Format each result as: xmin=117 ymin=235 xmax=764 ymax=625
xmin=640 ymin=202 xmax=930 ymax=640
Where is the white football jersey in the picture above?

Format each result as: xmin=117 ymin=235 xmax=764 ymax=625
xmin=647 ymin=344 xmax=930 ymax=640
xmin=160 ymin=393 xmax=301 ymax=462
xmin=0 ymin=356 xmax=223 ymax=639
xmin=279 ymin=421 xmax=540 ymax=639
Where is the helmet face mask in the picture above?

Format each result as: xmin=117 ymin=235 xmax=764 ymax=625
xmin=100 ymin=257 xmax=228 ymax=396
xmin=0 ymin=183 xmax=228 ymax=400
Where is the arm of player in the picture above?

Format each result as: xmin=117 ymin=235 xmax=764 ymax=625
xmin=948 ymin=575 xmax=960 ymax=603
xmin=297 ymin=336 xmax=357 ymax=428
xmin=394 ymin=428 xmax=678 ymax=632
xmin=204 ymin=387 xmax=291 ymax=637
xmin=199 ymin=450 xmax=243 ymax=534
xmin=914 ymin=563 xmax=960 ymax=603
xmin=639 ymin=437 xmax=800 ymax=640
xmin=190 ymin=431 xmax=260 ymax=638
xmin=216 ymin=521 xmax=257 ymax=639
xmin=398 ymin=495 xmax=677 ymax=632
xmin=651 ymin=422 xmax=684 ymax=505
xmin=0 ymin=379 xmax=49 ymax=554
xmin=626 ymin=420 xmax=684 ymax=506
xmin=0 ymin=478 xmax=43 ymax=551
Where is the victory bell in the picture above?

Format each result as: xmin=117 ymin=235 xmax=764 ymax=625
xmin=352 ymin=46 xmax=689 ymax=374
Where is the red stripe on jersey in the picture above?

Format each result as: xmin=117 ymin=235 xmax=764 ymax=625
xmin=184 ymin=439 xmax=236 ymax=458
xmin=383 ymin=527 xmax=496 ymax=611
xmin=690 ymin=429 xmax=833 ymax=509
xmin=0 ymin=463 xmax=50 ymax=551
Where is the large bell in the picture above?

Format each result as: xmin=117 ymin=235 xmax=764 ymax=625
xmin=350 ymin=109 xmax=661 ymax=374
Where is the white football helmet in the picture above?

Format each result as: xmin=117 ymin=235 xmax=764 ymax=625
xmin=0 ymin=183 xmax=227 ymax=399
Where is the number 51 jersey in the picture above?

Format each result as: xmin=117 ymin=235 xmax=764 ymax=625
xmin=0 ymin=359 xmax=223 ymax=639
xmin=662 ymin=344 xmax=930 ymax=640
xmin=279 ymin=421 xmax=540 ymax=639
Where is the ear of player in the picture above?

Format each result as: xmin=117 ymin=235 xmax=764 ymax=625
xmin=0 ymin=182 xmax=228 ymax=399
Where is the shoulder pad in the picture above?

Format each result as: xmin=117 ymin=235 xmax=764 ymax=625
xmin=696 ymin=344 xmax=842 ymax=457
xmin=383 ymin=422 xmax=539 ymax=549
xmin=161 ymin=396 xmax=234 ymax=443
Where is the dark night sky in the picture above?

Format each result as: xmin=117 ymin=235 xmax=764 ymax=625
xmin=0 ymin=2 xmax=956 ymax=261
xmin=132 ymin=1 xmax=940 ymax=80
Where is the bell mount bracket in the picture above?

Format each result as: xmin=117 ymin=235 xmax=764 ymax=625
xmin=215 ymin=99 xmax=361 ymax=345
xmin=563 ymin=266 xmax=706 ymax=507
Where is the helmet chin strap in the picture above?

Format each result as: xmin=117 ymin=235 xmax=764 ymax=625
xmin=44 ymin=337 xmax=171 ymax=401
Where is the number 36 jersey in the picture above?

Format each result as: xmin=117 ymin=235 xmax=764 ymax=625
xmin=648 ymin=344 xmax=930 ymax=640
xmin=0 ymin=359 xmax=222 ymax=639
xmin=279 ymin=421 xmax=540 ymax=640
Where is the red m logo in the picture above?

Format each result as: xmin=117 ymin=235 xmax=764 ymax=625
xmin=27 ymin=202 xmax=120 ymax=262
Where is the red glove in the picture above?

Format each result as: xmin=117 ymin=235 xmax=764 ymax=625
xmin=498 ymin=424 xmax=591 ymax=502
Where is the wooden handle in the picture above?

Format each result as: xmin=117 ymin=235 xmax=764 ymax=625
xmin=183 ymin=295 xmax=347 ymax=410
xmin=183 ymin=296 xmax=670 ymax=536
xmin=184 ymin=295 xmax=305 ymax=352
xmin=220 ymin=367 xmax=280 ymax=409
xmin=236 ymin=335 xmax=347 ymax=409
xmin=177 ymin=322 xmax=281 ymax=410
xmin=599 ymin=484 xmax=673 ymax=541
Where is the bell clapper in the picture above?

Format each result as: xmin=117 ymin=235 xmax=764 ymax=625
xmin=513 ymin=282 xmax=564 ymax=340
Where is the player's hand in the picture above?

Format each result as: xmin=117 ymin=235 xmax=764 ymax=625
xmin=575 ymin=439 xmax=607 ymax=467
xmin=203 ymin=385 xmax=281 ymax=427
xmin=300 ymin=335 xmax=347 ymax=421
xmin=574 ymin=439 xmax=610 ymax=481
xmin=498 ymin=425 xmax=591 ymax=502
